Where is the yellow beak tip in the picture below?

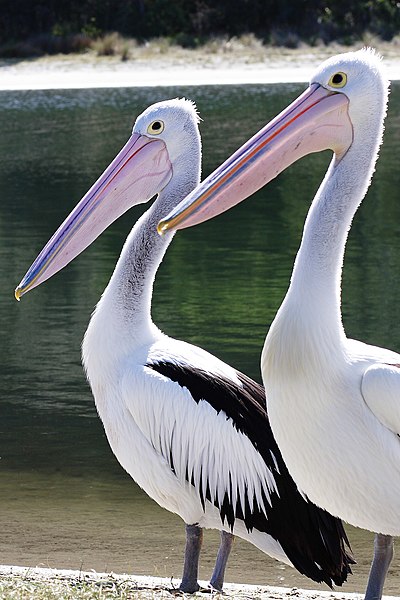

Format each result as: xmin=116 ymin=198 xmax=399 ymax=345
xmin=15 ymin=288 xmax=22 ymax=301
xmin=157 ymin=220 xmax=168 ymax=236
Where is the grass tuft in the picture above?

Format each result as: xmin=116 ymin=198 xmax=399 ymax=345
xmin=0 ymin=570 xmax=181 ymax=599
xmin=92 ymin=33 xmax=133 ymax=60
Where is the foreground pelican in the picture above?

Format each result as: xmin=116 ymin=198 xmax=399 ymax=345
xmin=15 ymin=99 xmax=353 ymax=592
xmin=158 ymin=50 xmax=397 ymax=598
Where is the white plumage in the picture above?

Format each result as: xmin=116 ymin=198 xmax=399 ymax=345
xmin=261 ymin=51 xmax=399 ymax=599
xmin=86 ymin=334 xmax=278 ymax=531
xmin=16 ymin=98 xmax=353 ymax=592
xmin=157 ymin=49 xmax=397 ymax=599
xmin=261 ymin=49 xmax=400 ymax=530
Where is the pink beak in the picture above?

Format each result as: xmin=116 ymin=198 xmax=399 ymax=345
xmin=16 ymin=132 xmax=172 ymax=299
xmin=158 ymin=84 xmax=353 ymax=234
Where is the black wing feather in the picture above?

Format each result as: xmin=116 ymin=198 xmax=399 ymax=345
xmin=147 ymin=359 xmax=354 ymax=587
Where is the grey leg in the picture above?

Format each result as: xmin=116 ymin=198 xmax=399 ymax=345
xmin=180 ymin=523 xmax=203 ymax=593
xmin=364 ymin=534 xmax=394 ymax=600
xmin=209 ymin=530 xmax=235 ymax=591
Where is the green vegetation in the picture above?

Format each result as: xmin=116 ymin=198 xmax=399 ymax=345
xmin=0 ymin=0 xmax=399 ymax=58
xmin=0 ymin=571 xmax=183 ymax=599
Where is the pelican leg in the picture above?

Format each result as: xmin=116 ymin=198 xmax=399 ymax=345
xmin=179 ymin=523 xmax=203 ymax=593
xmin=364 ymin=534 xmax=394 ymax=600
xmin=209 ymin=530 xmax=235 ymax=591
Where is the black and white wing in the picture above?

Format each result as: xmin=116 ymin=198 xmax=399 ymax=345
xmin=122 ymin=338 xmax=353 ymax=587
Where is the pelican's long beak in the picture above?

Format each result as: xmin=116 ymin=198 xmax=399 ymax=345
xmin=158 ymin=84 xmax=353 ymax=234
xmin=16 ymin=132 xmax=172 ymax=299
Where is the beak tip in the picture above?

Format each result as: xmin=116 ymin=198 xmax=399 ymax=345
xmin=157 ymin=220 xmax=168 ymax=236
xmin=15 ymin=287 xmax=22 ymax=301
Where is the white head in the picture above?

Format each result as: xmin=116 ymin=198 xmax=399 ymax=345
xmin=134 ymin=98 xmax=201 ymax=168
xmin=15 ymin=98 xmax=201 ymax=299
xmin=158 ymin=48 xmax=389 ymax=233
xmin=311 ymin=48 xmax=389 ymax=133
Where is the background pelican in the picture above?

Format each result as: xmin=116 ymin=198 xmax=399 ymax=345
xmin=16 ymin=98 xmax=353 ymax=592
xmin=158 ymin=50 xmax=398 ymax=599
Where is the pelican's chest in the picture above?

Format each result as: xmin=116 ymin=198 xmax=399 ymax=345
xmin=262 ymin=317 xmax=359 ymax=485
xmin=82 ymin=308 xmax=135 ymax=443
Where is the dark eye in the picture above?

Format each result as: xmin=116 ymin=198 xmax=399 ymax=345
xmin=147 ymin=120 xmax=164 ymax=134
xmin=328 ymin=72 xmax=347 ymax=88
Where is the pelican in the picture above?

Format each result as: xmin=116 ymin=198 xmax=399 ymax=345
xmin=15 ymin=99 xmax=353 ymax=592
xmin=158 ymin=50 xmax=397 ymax=598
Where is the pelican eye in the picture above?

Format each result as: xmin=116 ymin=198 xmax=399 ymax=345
xmin=147 ymin=120 xmax=164 ymax=135
xmin=328 ymin=72 xmax=347 ymax=88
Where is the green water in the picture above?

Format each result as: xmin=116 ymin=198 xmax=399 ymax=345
xmin=0 ymin=83 xmax=399 ymax=593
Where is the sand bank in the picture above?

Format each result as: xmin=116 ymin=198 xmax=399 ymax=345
xmin=1 ymin=46 xmax=399 ymax=90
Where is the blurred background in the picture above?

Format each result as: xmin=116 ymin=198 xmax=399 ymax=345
xmin=0 ymin=0 xmax=399 ymax=59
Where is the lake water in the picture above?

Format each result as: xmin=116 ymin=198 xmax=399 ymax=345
xmin=0 ymin=82 xmax=399 ymax=594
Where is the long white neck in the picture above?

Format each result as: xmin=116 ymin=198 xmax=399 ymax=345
xmin=291 ymin=143 xmax=375 ymax=328
xmin=106 ymin=174 xmax=198 ymax=327
xmin=100 ymin=196 xmax=174 ymax=332
xmin=83 ymin=168 xmax=200 ymax=373
xmin=264 ymin=88 xmax=387 ymax=373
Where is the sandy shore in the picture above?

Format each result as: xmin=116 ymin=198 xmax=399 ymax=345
xmin=2 ymin=565 xmax=398 ymax=600
xmin=1 ymin=43 xmax=400 ymax=90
